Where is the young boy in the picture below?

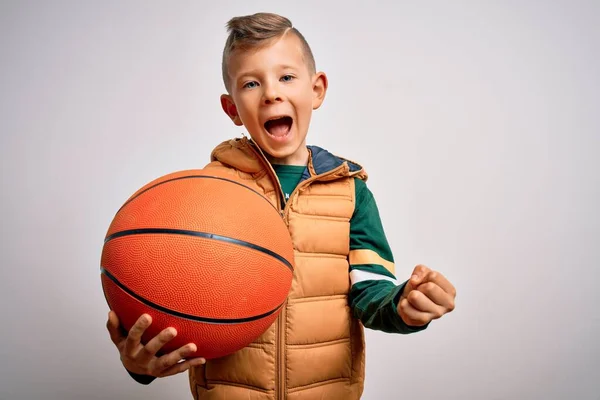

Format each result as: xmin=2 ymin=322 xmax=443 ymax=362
xmin=106 ymin=12 xmax=456 ymax=400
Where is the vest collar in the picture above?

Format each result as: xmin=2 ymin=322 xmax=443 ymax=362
xmin=211 ymin=137 xmax=367 ymax=182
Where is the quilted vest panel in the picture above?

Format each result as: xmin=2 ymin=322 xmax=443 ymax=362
xmin=189 ymin=139 xmax=365 ymax=400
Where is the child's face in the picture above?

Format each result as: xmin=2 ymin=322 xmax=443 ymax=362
xmin=221 ymin=33 xmax=327 ymax=165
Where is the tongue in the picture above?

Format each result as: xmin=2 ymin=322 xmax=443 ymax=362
xmin=265 ymin=118 xmax=291 ymax=137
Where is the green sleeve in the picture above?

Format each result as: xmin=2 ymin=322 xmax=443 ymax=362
xmin=348 ymin=178 xmax=428 ymax=334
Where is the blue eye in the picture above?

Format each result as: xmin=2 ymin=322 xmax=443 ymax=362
xmin=281 ymin=75 xmax=294 ymax=82
xmin=243 ymin=81 xmax=258 ymax=89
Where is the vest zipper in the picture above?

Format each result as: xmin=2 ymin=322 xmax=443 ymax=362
xmin=245 ymin=141 xmax=287 ymax=399
xmin=244 ymin=140 xmax=349 ymax=399
xmin=246 ymin=140 xmax=285 ymax=212
xmin=276 ymin=303 xmax=286 ymax=400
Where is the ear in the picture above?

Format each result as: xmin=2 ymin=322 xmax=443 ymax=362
xmin=220 ymin=94 xmax=243 ymax=126
xmin=312 ymin=72 xmax=328 ymax=110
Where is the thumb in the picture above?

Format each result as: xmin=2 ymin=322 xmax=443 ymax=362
xmin=403 ymin=274 xmax=418 ymax=295
xmin=405 ymin=265 xmax=430 ymax=291
xmin=400 ymin=272 xmax=420 ymax=300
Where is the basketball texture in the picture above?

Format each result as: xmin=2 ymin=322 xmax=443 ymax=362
xmin=100 ymin=169 xmax=294 ymax=359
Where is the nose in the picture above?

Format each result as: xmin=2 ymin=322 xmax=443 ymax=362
xmin=262 ymin=82 xmax=283 ymax=105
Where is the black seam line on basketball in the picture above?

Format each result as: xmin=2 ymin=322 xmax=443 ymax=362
xmin=117 ymin=175 xmax=278 ymax=215
xmin=104 ymin=228 xmax=293 ymax=272
xmin=100 ymin=266 xmax=284 ymax=324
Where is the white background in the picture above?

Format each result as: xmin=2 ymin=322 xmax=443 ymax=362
xmin=1 ymin=1 xmax=599 ymax=399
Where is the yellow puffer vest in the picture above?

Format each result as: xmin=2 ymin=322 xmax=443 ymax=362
xmin=189 ymin=137 xmax=368 ymax=400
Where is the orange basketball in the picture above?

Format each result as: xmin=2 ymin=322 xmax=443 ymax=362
xmin=100 ymin=169 xmax=294 ymax=360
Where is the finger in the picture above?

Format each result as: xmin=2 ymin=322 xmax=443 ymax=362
xmin=151 ymin=343 xmax=198 ymax=376
xmin=124 ymin=314 xmax=152 ymax=355
xmin=398 ymin=297 xmax=432 ymax=327
xmin=136 ymin=327 xmax=178 ymax=365
xmin=419 ymin=270 xmax=456 ymax=298
xmin=159 ymin=356 xmax=207 ymax=378
xmin=406 ymin=289 xmax=446 ymax=320
xmin=408 ymin=264 xmax=432 ymax=287
xmin=106 ymin=311 xmax=125 ymax=346
xmin=416 ymin=281 xmax=456 ymax=311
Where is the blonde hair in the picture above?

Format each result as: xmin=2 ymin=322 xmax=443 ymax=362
xmin=222 ymin=13 xmax=316 ymax=92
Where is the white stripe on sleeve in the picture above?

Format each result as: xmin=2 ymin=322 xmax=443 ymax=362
xmin=350 ymin=269 xmax=399 ymax=287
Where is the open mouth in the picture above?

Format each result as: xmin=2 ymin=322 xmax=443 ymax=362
xmin=264 ymin=116 xmax=293 ymax=138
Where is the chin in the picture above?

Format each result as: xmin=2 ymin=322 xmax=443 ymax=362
xmin=264 ymin=146 xmax=295 ymax=159
xmin=256 ymin=134 xmax=295 ymax=154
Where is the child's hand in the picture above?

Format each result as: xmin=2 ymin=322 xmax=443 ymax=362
xmin=397 ymin=265 xmax=456 ymax=327
xmin=106 ymin=311 xmax=206 ymax=378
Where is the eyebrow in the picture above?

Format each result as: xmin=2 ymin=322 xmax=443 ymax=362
xmin=236 ymin=70 xmax=259 ymax=79
xmin=236 ymin=65 xmax=299 ymax=78
xmin=278 ymin=64 xmax=299 ymax=71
